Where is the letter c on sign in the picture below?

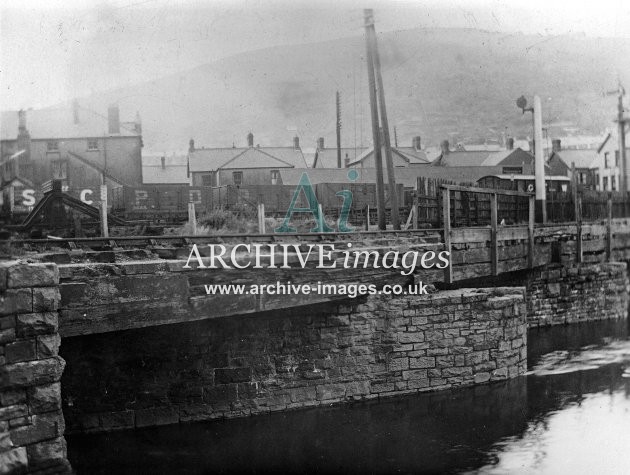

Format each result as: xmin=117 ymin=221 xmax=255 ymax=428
xmin=80 ymin=189 xmax=93 ymax=205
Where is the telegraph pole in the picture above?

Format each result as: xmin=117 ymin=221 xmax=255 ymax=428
xmin=336 ymin=91 xmax=342 ymax=169
xmin=533 ymin=95 xmax=547 ymax=223
xmin=605 ymin=82 xmax=627 ymax=213
xmin=366 ymin=9 xmax=400 ymax=230
xmin=617 ymin=85 xmax=627 ymax=207
xmin=364 ymin=9 xmax=386 ymax=229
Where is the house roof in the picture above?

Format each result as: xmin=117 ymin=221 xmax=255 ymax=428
xmin=1 ymin=107 xmax=140 ymax=141
xmin=347 ymin=146 xmax=431 ymax=167
xmin=313 ymin=148 xmax=366 ymax=168
xmin=142 ymin=154 xmax=189 ymax=184
xmin=551 ymin=149 xmax=598 ymax=169
xmin=188 ymin=146 xmax=307 ymax=172
xmin=432 ymin=150 xmax=492 ymax=167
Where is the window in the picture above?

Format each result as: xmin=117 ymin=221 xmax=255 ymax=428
xmin=577 ymin=172 xmax=588 ymax=185
xmin=51 ymin=160 xmax=67 ymax=180
xmin=87 ymin=139 xmax=99 ymax=151
xmin=47 ymin=141 xmax=59 ymax=152
xmin=595 ymin=172 xmax=599 ymax=190
xmin=615 ymin=151 xmax=620 ymax=167
xmin=603 ymin=176 xmax=608 ymax=191
xmin=271 ymin=170 xmax=279 ymax=185
xmin=232 ymin=171 xmax=243 ymax=186
xmin=201 ymin=173 xmax=214 ymax=187
xmin=612 ymin=176 xmax=617 ymax=191
xmin=604 ymin=152 xmax=609 ymax=168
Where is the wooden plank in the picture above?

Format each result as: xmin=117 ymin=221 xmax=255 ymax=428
xmin=581 ymin=239 xmax=606 ymax=253
xmin=497 ymin=226 xmax=529 ymax=241
xmin=442 ymin=188 xmax=452 ymax=284
xmin=451 ymin=227 xmax=491 ymax=244
xmin=442 ymin=184 xmax=532 ymax=197
xmin=490 ymin=193 xmax=498 ymax=276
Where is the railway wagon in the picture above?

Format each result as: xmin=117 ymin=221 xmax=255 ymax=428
xmin=111 ymin=185 xmax=215 ymax=221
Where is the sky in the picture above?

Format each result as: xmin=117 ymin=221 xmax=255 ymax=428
xmin=1 ymin=0 xmax=629 ymax=110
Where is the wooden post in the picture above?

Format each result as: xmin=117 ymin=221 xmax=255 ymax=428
xmin=442 ymin=188 xmax=452 ymax=284
xmin=490 ymin=192 xmax=498 ymax=276
xmin=99 ymin=180 xmax=108 ymax=238
xmin=318 ymin=203 xmax=325 ymax=232
xmin=528 ymin=195 xmax=535 ymax=268
xmin=188 ymin=202 xmax=197 ymax=235
xmin=365 ymin=205 xmax=370 ymax=230
xmin=606 ymin=195 xmax=612 ymax=261
xmin=364 ymin=9 xmax=386 ymax=230
xmin=257 ymin=202 xmax=265 ymax=234
xmin=576 ymin=195 xmax=583 ymax=263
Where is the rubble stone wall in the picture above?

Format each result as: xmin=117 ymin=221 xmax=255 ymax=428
xmin=525 ymin=263 xmax=629 ymax=327
xmin=60 ymin=287 xmax=527 ymax=433
xmin=0 ymin=261 xmax=71 ymax=474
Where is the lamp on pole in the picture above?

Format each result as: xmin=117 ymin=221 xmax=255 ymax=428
xmin=516 ymin=95 xmax=546 ymax=223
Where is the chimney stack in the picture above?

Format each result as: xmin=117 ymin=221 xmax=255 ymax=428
xmin=293 ymin=136 xmax=300 ymax=150
xmin=552 ymin=139 xmax=561 ymax=153
xmin=161 ymin=156 xmax=166 ymax=170
xmin=344 ymin=156 xmax=350 ymax=168
xmin=72 ymin=99 xmax=79 ymax=124
xmin=189 ymin=139 xmax=195 ymax=153
xmin=412 ymin=136 xmax=422 ymax=151
xmin=134 ymin=111 xmax=142 ymax=134
xmin=506 ymin=137 xmax=514 ymax=150
xmin=108 ymin=104 xmax=120 ymax=134
xmin=247 ymin=132 xmax=254 ymax=148
xmin=440 ymin=139 xmax=450 ymax=155
xmin=18 ymin=110 xmax=26 ymax=131
xmin=317 ymin=137 xmax=325 ymax=149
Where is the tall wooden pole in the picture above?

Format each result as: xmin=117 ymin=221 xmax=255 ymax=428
xmin=364 ymin=9 xmax=386 ymax=230
xmin=616 ymin=86 xmax=627 ymax=214
xmin=533 ymin=95 xmax=546 ymax=223
xmin=336 ymin=91 xmax=342 ymax=169
xmin=367 ymin=9 xmax=400 ymax=230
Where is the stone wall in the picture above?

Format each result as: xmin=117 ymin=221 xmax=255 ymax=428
xmin=525 ymin=263 xmax=629 ymax=327
xmin=60 ymin=287 xmax=527 ymax=433
xmin=0 ymin=261 xmax=71 ymax=474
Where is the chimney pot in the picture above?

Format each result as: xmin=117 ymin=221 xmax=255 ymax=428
xmin=413 ymin=136 xmax=422 ymax=151
xmin=161 ymin=156 xmax=166 ymax=169
xmin=247 ymin=132 xmax=254 ymax=148
xmin=552 ymin=139 xmax=561 ymax=153
xmin=293 ymin=136 xmax=300 ymax=150
xmin=108 ymin=104 xmax=120 ymax=134
xmin=440 ymin=140 xmax=450 ymax=155
xmin=189 ymin=139 xmax=195 ymax=153
xmin=72 ymin=99 xmax=79 ymax=124
xmin=507 ymin=137 xmax=514 ymax=150
xmin=18 ymin=110 xmax=26 ymax=131
xmin=317 ymin=137 xmax=325 ymax=149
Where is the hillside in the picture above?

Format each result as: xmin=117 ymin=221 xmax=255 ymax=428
xmin=53 ymin=28 xmax=630 ymax=152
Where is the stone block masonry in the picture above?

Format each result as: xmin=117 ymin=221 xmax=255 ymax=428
xmin=0 ymin=261 xmax=71 ymax=475
xmin=60 ymin=287 xmax=527 ymax=433
xmin=525 ymin=263 xmax=629 ymax=327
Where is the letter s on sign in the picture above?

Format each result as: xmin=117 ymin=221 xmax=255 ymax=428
xmin=22 ymin=189 xmax=36 ymax=206
xmin=80 ymin=189 xmax=93 ymax=205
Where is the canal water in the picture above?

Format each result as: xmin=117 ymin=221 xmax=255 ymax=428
xmin=66 ymin=319 xmax=630 ymax=474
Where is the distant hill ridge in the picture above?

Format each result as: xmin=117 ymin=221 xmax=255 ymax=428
xmin=40 ymin=27 xmax=630 ymax=153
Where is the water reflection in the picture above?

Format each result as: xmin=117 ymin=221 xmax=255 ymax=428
xmin=67 ymin=319 xmax=630 ymax=474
